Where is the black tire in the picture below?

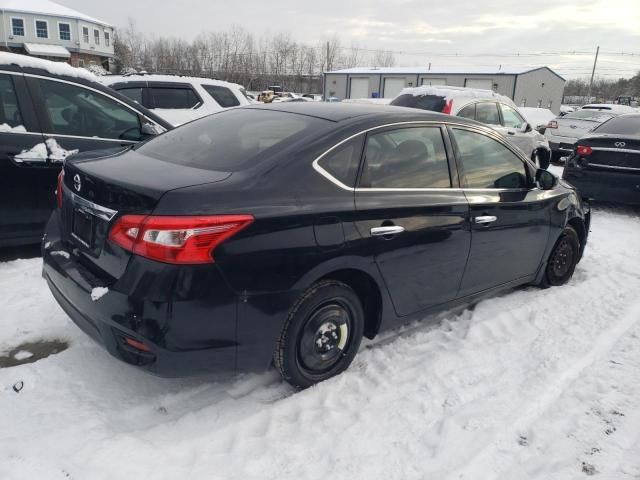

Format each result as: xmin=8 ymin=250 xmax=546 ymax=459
xmin=538 ymin=225 xmax=580 ymax=288
xmin=274 ymin=280 xmax=364 ymax=389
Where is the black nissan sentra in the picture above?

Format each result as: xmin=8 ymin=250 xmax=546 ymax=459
xmin=42 ymin=103 xmax=590 ymax=388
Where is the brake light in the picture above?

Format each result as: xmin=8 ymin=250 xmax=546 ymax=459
xmin=441 ymin=99 xmax=453 ymax=115
xmin=547 ymin=120 xmax=558 ymax=129
xmin=108 ymin=215 xmax=254 ymax=264
xmin=576 ymin=145 xmax=593 ymax=156
xmin=56 ymin=170 xmax=64 ymax=208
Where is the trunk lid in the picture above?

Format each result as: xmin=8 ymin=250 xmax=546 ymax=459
xmin=553 ymin=118 xmax=599 ymax=139
xmin=59 ymin=148 xmax=231 ymax=280
xmin=581 ymin=134 xmax=640 ymax=172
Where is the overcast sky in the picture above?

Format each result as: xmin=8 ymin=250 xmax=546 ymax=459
xmin=63 ymin=0 xmax=640 ymax=78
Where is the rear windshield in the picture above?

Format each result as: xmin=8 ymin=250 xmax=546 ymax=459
xmin=564 ymin=110 xmax=616 ymax=122
xmin=390 ymin=94 xmax=446 ymax=112
xmin=137 ymin=109 xmax=325 ymax=171
xmin=594 ymin=116 xmax=640 ymax=135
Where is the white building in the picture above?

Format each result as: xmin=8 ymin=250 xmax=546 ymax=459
xmin=0 ymin=0 xmax=114 ymax=70
xmin=324 ymin=66 xmax=566 ymax=114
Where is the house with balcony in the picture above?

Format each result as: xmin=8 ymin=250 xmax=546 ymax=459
xmin=0 ymin=0 xmax=115 ymax=70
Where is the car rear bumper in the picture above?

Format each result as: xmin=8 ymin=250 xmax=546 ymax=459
xmin=42 ymin=212 xmax=239 ymax=377
xmin=563 ymin=167 xmax=640 ymax=205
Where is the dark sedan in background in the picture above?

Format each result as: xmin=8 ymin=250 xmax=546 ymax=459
xmin=564 ymin=113 xmax=640 ymax=205
xmin=42 ymin=103 xmax=590 ymax=388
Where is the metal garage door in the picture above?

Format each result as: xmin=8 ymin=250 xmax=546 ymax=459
xmin=349 ymin=78 xmax=369 ymax=99
xmin=383 ymin=78 xmax=406 ymax=98
xmin=464 ymin=78 xmax=493 ymax=90
xmin=421 ymin=78 xmax=447 ymax=86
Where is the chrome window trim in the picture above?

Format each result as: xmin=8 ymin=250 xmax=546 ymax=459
xmin=592 ymin=147 xmax=640 ymax=155
xmin=588 ymin=163 xmax=640 ymax=172
xmin=312 ymin=120 xmax=532 ymax=193
xmin=21 ymin=72 xmax=166 ymax=132
xmin=0 ymin=128 xmax=138 ymax=144
xmin=63 ymin=184 xmax=118 ymax=222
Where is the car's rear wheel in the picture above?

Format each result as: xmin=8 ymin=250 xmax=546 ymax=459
xmin=274 ymin=280 xmax=364 ymax=389
xmin=539 ymin=225 xmax=580 ymax=287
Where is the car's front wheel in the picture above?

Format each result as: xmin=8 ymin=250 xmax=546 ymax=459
xmin=274 ymin=280 xmax=364 ymax=389
xmin=538 ymin=225 xmax=580 ymax=287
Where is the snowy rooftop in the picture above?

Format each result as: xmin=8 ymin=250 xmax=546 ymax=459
xmin=327 ymin=66 xmax=558 ymax=76
xmin=0 ymin=0 xmax=110 ymax=26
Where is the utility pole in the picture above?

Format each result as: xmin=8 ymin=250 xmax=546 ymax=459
xmin=326 ymin=41 xmax=331 ymax=72
xmin=587 ymin=46 xmax=600 ymax=102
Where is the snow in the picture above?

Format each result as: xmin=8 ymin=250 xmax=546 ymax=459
xmin=14 ymin=139 xmax=79 ymax=164
xmin=13 ymin=350 xmax=34 ymax=361
xmin=519 ymin=107 xmax=556 ymax=128
xmin=328 ymin=66 xmax=549 ymax=75
xmin=0 ymin=0 xmax=110 ymax=26
xmin=399 ymin=84 xmax=516 ymax=106
xmin=101 ymin=74 xmax=243 ymax=90
xmin=0 ymin=123 xmax=26 ymax=133
xmin=0 ymin=52 xmax=97 ymax=82
xmin=50 ymin=251 xmax=69 ymax=260
xmin=1 ymin=207 xmax=640 ymax=479
xmin=90 ymin=287 xmax=109 ymax=302
xmin=23 ymin=43 xmax=70 ymax=59
xmin=342 ymin=98 xmax=392 ymax=105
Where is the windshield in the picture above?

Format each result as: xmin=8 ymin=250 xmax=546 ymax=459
xmin=594 ymin=116 xmax=640 ymax=135
xmin=390 ymin=94 xmax=446 ymax=112
xmin=563 ymin=110 xmax=616 ymax=122
xmin=137 ymin=108 xmax=326 ymax=171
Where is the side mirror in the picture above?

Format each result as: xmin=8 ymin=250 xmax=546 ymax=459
xmin=141 ymin=122 xmax=165 ymax=137
xmin=522 ymin=122 xmax=532 ymax=133
xmin=535 ymin=125 xmax=547 ymax=135
xmin=536 ymin=169 xmax=557 ymax=190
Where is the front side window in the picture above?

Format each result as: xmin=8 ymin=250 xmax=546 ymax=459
xmin=35 ymin=20 xmax=48 ymax=39
xmin=0 ymin=74 xmax=25 ymax=130
xmin=82 ymin=26 xmax=89 ymax=43
xmin=317 ymin=137 xmax=363 ymax=188
xmin=452 ymin=128 xmax=528 ymax=189
xmin=11 ymin=18 xmax=25 ymax=36
xmin=104 ymin=31 xmax=110 ymax=47
xmin=457 ymin=103 xmax=476 ymax=120
xmin=474 ymin=102 xmax=501 ymax=125
xmin=201 ymin=85 xmax=240 ymax=108
xmin=360 ymin=126 xmax=451 ymax=189
xmin=94 ymin=29 xmax=100 ymax=45
xmin=501 ymin=105 xmax=526 ymax=129
xmin=37 ymin=78 xmax=142 ymax=140
xmin=150 ymin=87 xmax=200 ymax=109
xmin=58 ymin=23 xmax=71 ymax=41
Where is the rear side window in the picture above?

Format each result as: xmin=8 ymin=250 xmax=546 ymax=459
xmin=201 ymin=85 xmax=241 ymax=108
xmin=593 ymin=116 xmax=640 ymax=135
xmin=475 ymin=102 xmax=501 ymax=125
xmin=36 ymin=78 xmax=142 ymax=140
xmin=0 ymin=74 xmax=24 ymax=130
xmin=452 ymin=128 xmax=527 ymax=189
xmin=360 ymin=126 xmax=451 ymax=189
xmin=117 ymin=87 xmax=144 ymax=105
xmin=457 ymin=103 xmax=475 ymax=120
xmin=137 ymin=109 xmax=326 ymax=172
xmin=150 ymin=87 xmax=200 ymax=109
xmin=390 ymin=94 xmax=446 ymax=112
xmin=317 ymin=136 xmax=363 ymax=188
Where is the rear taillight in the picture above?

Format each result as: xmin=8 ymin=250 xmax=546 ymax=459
xmin=576 ymin=145 xmax=593 ymax=156
xmin=108 ymin=215 xmax=254 ymax=264
xmin=56 ymin=170 xmax=64 ymax=208
xmin=441 ymin=99 xmax=453 ymax=115
xmin=547 ymin=120 xmax=558 ymax=129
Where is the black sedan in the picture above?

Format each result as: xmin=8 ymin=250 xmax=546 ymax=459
xmin=42 ymin=103 xmax=590 ymax=388
xmin=564 ymin=113 xmax=640 ymax=205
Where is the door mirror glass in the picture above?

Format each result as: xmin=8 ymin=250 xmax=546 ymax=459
xmin=536 ymin=169 xmax=557 ymax=190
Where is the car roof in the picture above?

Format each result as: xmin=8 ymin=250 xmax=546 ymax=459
xmin=242 ymin=101 xmax=478 ymax=125
xmin=101 ymin=74 xmax=244 ymax=90
xmin=396 ymin=85 xmax=516 ymax=107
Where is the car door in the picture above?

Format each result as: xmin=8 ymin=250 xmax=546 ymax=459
xmin=0 ymin=70 xmax=51 ymax=246
xmin=354 ymin=124 xmax=470 ymax=317
xmin=497 ymin=103 xmax=535 ymax=157
xmin=448 ymin=126 xmax=551 ymax=296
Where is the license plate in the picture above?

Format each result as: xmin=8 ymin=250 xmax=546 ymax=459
xmin=72 ymin=209 xmax=94 ymax=248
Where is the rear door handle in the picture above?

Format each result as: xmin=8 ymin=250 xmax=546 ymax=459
xmin=507 ymin=131 xmax=516 ymax=135
xmin=474 ymin=215 xmax=498 ymax=224
xmin=371 ymin=226 xmax=405 ymax=236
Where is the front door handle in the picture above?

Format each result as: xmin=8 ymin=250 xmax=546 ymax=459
xmin=474 ymin=215 xmax=498 ymax=224
xmin=371 ymin=226 xmax=405 ymax=236
xmin=507 ymin=131 xmax=516 ymax=135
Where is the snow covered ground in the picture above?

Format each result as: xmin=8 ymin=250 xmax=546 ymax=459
xmin=1 ymin=205 xmax=640 ymax=479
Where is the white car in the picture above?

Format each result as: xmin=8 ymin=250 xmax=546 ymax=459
xmin=101 ymin=74 xmax=251 ymax=126
xmin=580 ymin=103 xmax=636 ymax=114
xmin=390 ymin=85 xmax=551 ymax=168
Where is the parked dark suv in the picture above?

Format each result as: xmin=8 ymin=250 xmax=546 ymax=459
xmin=42 ymin=103 xmax=590 ymax=388
xmin=0 ymin=53 xmax=172 ymax=247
